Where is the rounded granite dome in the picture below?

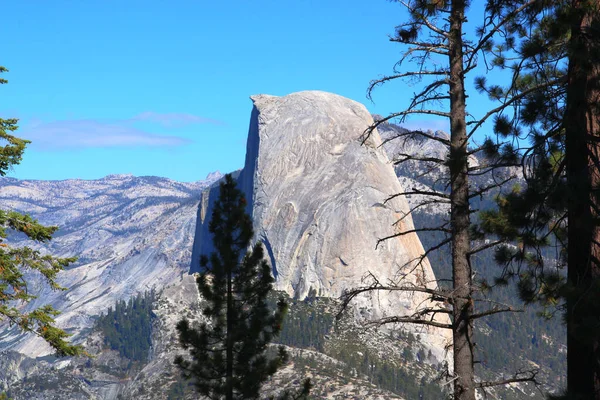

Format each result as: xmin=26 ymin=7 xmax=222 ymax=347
xmin=196 ymin=90 xmax=452 ymax=362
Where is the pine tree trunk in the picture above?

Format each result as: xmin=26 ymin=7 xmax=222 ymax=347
xmin=227 ymin=269 xmax=234 ymax=400
xmin=565 ymin=1 xmax=600 ymax=398
xmin=449 ymin=1 xmax=475 ymax=399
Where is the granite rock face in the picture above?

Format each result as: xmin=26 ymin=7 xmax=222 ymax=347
xmin=0 ymin=174 xmax=220 ymax=357
xmin=196 ymin=91 xmax=451 ymax=358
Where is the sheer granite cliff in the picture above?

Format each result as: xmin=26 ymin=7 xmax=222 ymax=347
xmin=194 ymin=91 xmax=451 ymax=358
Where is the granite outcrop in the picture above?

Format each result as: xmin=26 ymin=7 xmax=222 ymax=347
xmin=195 ymin=91 xmax=451 ymax=358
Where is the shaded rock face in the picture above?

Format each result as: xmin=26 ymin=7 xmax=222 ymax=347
xmin=196 ymin=91 xmax=451 ymax=358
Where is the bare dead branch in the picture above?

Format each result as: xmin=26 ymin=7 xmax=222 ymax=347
xmin=385 ymin=189 xmax=450 ymax=204
xmin=376 ymin=227 xmax=451 ymax=248
xmin=392 ymin=200 xmax=451 ymax=226
xmin=367 ymin=314 xmax=453 ymax=330
xmin=468 ymin=240 xmax=502 ymax=256
xmin=389 ymin=236 xmax=453 ymax=273
xmin=392 ymin=153 xmax=446 ymax=165
xmin=468 ymin=176 xmax=515 ymax=200
xmin=471 ymin=306 xmax=524 ymax=320
xmin=368 ymin=70 xmax=449 ymax=99
xmin=406 ymin=79 xmax=451 ymax=110
xmin=378 ymin=128 xmax=450 ymax=148
xmin=475 ymin=368 xmax=539 ymax=389
xmin=338 ymin=272 xmax=453 ymax=319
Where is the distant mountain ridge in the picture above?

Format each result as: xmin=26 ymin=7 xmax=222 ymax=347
xmin=0 ymin=172 xmax=222 ymax=356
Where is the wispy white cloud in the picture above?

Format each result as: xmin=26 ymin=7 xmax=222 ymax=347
xmin=20 ymin=119 xmax=192 ymax=150
xmin=130 ymin=111 xmax=223 ymax=127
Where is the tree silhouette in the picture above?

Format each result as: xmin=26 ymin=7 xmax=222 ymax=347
xmin=175 ymin=174 xmax=289 ymax=400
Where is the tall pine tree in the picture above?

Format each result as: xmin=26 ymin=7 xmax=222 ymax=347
xmin=341 ymin=1 xmax=542 ymax=398
xmin=562 ymin=3 xmax=600 ymax=396
xmin=175 ymin=174 xmax=288 ymax=400
xmin=473 ymin=1 xmax=600 ymax=397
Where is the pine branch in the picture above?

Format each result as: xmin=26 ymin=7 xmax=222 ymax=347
xmin=466 ymin=0 xmax=539 ymax=70
xmin=467 ymin=78 xmax=564 ymax=138
xmin=399 ymin=0 xmax=449 ymax=38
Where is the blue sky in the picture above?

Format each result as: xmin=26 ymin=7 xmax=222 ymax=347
xmin=2 ymin=1 xmax=493 ymax=182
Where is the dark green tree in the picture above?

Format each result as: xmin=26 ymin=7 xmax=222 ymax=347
xmin=0 ymin=66 xmax=82 ymax=357
xmin=175 ymin=174 xmax=289 ymax=400
xmin=96 ymin=290 xmax=156 ymax=362
xmin=473 ymin=1 xmax=600 ymax=397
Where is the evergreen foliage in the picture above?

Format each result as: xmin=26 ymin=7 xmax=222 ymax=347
xmin=175 ymin=174 xmax=293 ymax=400
xmin=272 ymin=290 xmax=445 ymax=398
xmin=472 ymin=2 xmax=600 ymax=397
xmin=274 ymin=293 xmax=334 ymax=352
xmin=0 ymin=66 xmax=82 ymax=357
xmin=95 ymin=290 xmax=156 ymax=363
xmin=166 ymin=375 xmax=189 ymax=400
xmin=416 ymin=211 xmax=566 ymax=391
xmin=471 ymin=1 xmax=569 ymax=306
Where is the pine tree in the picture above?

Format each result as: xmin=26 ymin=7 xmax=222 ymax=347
xmin=563 ymin=3 xmax=600 ymax=397
xmin=473 ymin=1 xmax=600 ymax=397
xmin=175 ymin=174 xmax=289 ymax=400
xmin=341 ymin=1 xmax=541 ymax=398
xmin=0 ymin=66 xmax=82 ymax=357
xmin=96 ymin=291 xmax=156 ymax=362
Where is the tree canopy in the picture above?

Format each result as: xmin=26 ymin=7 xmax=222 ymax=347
xmin=175 ymin=174 xmax=296 ymax=400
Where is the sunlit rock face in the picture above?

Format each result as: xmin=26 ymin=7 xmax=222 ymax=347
xmin=0 ymin=174 xmax=221 ymax=357
xmin=196 ymin=91 xmax=451 ymax=359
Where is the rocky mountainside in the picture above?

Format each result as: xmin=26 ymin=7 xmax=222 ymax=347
xmin=0 ymin=91 xmax=454 ymax=399
xmin=0 ymin=173 xmax=221 ymax=356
